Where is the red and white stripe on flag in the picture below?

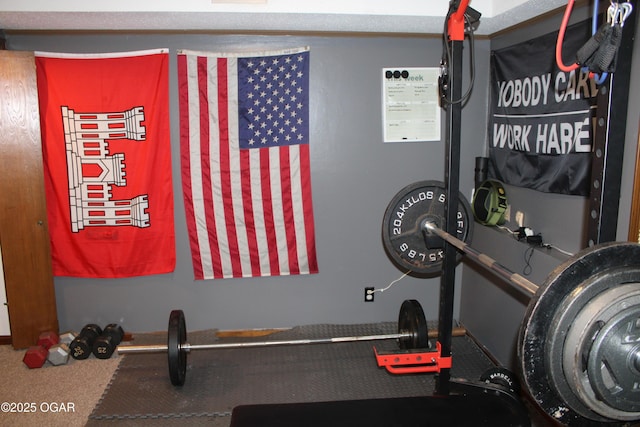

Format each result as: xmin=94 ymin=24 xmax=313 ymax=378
xmin=177 ymin=47 xmax=318 ymax=280
xmin=36 ymin=49 xmax=176 ymax=278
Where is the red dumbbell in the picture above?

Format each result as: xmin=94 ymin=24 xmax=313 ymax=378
xmin=23 ymin=346 xmax=48 ymax=369
xmin=37 ymin=331 xmax=59 ymax=350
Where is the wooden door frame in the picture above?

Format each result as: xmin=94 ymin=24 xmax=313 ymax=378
xmin=0 ymin=51 xmax=58 ymax=348
xmin=629 ymin=118 xmax=640 ymax=243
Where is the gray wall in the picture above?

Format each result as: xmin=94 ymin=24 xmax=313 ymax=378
xmin=460 ymin=7 xmax=640 ymax=370
xmin=7 ymin=7 xmax=637 ymax=369
xmin=6 ymin=32 xmax=489 ymax=333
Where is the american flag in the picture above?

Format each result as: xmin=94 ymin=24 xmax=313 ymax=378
xmin=178 ymin=47 xmax=318 ymax=280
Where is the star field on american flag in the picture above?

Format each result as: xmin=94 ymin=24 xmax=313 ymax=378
xmin=238 ymin=51 xmax=309 ymax=149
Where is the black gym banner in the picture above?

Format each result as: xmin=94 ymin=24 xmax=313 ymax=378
xmin=488 ymin=20 xmax=596 ymax=196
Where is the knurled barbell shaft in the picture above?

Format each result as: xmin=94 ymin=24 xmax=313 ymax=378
xmin=424 ymin=222 xmax=538 ymax=297
xmin=117 ymin=326 xmax=469 ymax=355
xmin=118 ymin=332 xmax=412 ymax=355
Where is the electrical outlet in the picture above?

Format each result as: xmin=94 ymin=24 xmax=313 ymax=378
xmin=364 ymin=287 xmax=375 ymax=302
xmin=515 ymin=211 xmax=525 ymax=227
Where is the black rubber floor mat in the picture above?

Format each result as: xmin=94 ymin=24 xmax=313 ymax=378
xmin=88 ymin=322 xmax=494 ymax=426
xmin=231 ymin=394 xmax=530 ymax=427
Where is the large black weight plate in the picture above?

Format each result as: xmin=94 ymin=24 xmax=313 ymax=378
xmin=546 ymin=269 xmax=640 ymax=423
xmin=397 ymin=299 xmax=429 ymax=349
xmin=518 ymin=242 xmax=640 ymax=426
xmin=587 ymin=300 xmax=640 ymax=416
xmin=382 ymin=181 xmax=473 ymax=277
xmin=168 ymin=309 xmax=187 ymax=386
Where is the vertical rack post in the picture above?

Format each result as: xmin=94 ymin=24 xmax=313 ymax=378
xmin=436 ymin=0 xmax=468 ymax=396
xmin=585 ymin=0 xmax=637 ymax=246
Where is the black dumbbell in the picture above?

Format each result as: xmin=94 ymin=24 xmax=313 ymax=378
xmin=92 ymin=324 xmax=125 ymax=359
xmin=70 ymin=324 xmax=103 ymax=360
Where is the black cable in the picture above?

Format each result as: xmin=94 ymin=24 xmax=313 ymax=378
xmin=523 ymin=245 xmax=535 ymax=276
xmin=440 ymin=13 xmax=476 ymax=106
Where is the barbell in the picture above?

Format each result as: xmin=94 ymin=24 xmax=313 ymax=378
xmin=382 ymin=180 xmax=640 ymax=425
xmin=117 ymin=299 xmax=441 ymax=387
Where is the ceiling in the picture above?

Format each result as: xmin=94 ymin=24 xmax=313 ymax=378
xmin=0 ymin=0 xmax=568 ymax=35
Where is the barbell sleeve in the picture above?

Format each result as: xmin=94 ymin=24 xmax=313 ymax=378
xmin=118 ymin=344 xmax=169 ymax=354
xmin=423 ymin=221 xmax=539 ymax=297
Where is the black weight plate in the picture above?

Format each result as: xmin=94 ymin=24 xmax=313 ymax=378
xmin=547 ymin=269 xmax=640 ymax=422
xmin=479 ymin=367 xmax=520 ymax=394
xmin=397 ymin=299 xmax=429 ymax=349
xmin=382 ymin=181 xmax=473 ymax=277
xmin=518 ymin=242 xmax=640 ymax=426
xmin=168 ymin=309 xmax=187 ymax=386
xmin=587 ymin=301 xmax=640 ymax=415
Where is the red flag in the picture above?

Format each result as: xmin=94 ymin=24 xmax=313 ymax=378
xmin=177 ymin=48 xmax=318 ymax=280
xmin=36 ymin=49 xmax=175 ymax=278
